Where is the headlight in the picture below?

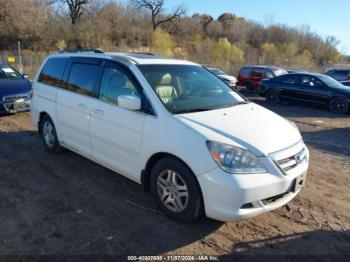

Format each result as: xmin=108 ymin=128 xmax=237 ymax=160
xmin=206 ymin=141 xmax=267 ymax=174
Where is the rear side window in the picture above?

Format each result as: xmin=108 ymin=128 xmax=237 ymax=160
xmin=280 ymin=75 xmax=299 ymax=84
xmin=38 ymin=58 xmax=67 ymax=88
xmin=240 ymin=67 xmax=251 ymax=77
xmin=66 ymin=63 xmax=101 ymax=97
xmin=250 ymin=68 xmax=263 ymax=77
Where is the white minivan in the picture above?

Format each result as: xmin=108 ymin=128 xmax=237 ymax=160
xmin=31 ymin=51 xmax=309 ymax=222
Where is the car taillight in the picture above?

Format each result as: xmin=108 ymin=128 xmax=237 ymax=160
xmin=347 ymin=76 xmax=350 ymax=80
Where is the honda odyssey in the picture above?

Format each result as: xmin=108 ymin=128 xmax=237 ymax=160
xmin=31 ymin=50 xmax=309 ymax=222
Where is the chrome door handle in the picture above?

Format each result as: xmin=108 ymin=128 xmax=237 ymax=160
xmin=93 ymin=109 xmax=104 ymax=115
xmin=78 ymin=104 xmax=87 ymax=110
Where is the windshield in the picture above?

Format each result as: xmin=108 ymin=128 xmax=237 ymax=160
xmin=274 ymin=68 xmax=288 ymax=76
xmin=209 ymin=68 xmax=225 ymax=75
xmin=0 ymin=65 xmax=23 ymax=80
xmin=138 ymin=65 xmax=246 ymax=114
xmin=318 ymin=75 xmax=345 ymax=88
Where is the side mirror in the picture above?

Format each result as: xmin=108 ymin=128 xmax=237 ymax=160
xmin=117 ymin=95 xmax=141 ymax=111
xmin=23 ymin=74 xmax=29 ymax=79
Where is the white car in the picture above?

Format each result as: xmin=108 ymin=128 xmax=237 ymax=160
xmin=208 ymin=68 xmax=237 ymax=87
xmin=31 ymin=51 xmax=309 ymax=222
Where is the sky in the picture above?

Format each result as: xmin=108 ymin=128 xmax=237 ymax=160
xmin=164 ymin=0 xmax=350 ymax=55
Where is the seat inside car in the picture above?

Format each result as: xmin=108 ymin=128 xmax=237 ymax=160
xmin=155 ymin=73 xmax=177 ymax=103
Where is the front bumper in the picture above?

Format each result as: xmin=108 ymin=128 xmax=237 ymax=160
xmin=197 ymin=142 xmax=309 ymax=222
xmin=0 ymin=94 xmax=31 ymax=113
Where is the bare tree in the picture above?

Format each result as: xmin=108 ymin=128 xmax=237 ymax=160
xmin=132 ymin=0 xmax=186 ymax=30
xmin=62 ymin=0 xmax=91 ymax=25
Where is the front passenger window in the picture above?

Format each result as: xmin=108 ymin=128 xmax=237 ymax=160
xmin=99 ymin=67 xmax=140 ymax=106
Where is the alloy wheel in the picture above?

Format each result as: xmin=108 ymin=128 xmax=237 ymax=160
xmin=157 ymin=170 xmax=189 ymax=212
xmin=43 ymin=121 xmax=55 ymax=148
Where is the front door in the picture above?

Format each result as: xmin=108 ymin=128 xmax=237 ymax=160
xmin=90 ymin=62 xmax=146 ymax=180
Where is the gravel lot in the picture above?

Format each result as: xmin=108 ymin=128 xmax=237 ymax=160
xmin=0 ymin=96 xmax=349 ymax=257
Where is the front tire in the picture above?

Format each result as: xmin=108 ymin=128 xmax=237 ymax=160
xmin=329 ymin=97 xmax=349 ymax=114
xmin=40 ymin=115 xmax=61 ymax=153
xmin=150 ymin=157 xmax=203 ymax=222
xmin=266 ymin=89 xmax=280 ymax=104
xmin=246 ymin=81 xmax=254 ymax=92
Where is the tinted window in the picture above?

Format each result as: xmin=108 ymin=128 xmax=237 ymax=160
xmin=300 ymin=76 xmax=324 ymax=88
xmin=280 ymin=75 xmax=299 ymax=84
xmin=38 ymin=58 xmax=67 ymax=87
xmin=240 ymin=67 xmax=251 ymax=77
xmin=99 ymin=67 xmax=140 ymax=106
xmin=250 ymin=68 xmax=263 ymax=77
xmin=67 ymin=63 xmax=101 ymax=96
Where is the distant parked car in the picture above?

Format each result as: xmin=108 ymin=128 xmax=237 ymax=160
xmin=0 ymin=62 xmax=31 ymax=114
xmin=208 ymin=68 xmax=237 ymax=87
xmin=325 ymin=69 xmax=350 ymax=82
xmin=341 ymin=81 xmax=350 ymax=87
xmin=237 ymin=65 xmax=287 ymax=91
xmin=260 ymin=73 xmax=350 ymax=114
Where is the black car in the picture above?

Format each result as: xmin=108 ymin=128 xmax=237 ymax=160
xmin=0 ymin=62 xmax=31 ymax=114
xmin=325 ymin=69 xmax=350 ymax=82
xmin=260 ymin=73 xmax=350 ymax=114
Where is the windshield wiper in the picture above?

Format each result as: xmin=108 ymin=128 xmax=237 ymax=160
xmin=214 ymin=101 xmax=250 ymax=110
xmin=173 ymin=108 xmax=214 ymax=114
xmin=173 ymin=101 xmax=250 ymax=114
xmin=233 ymin=101 xmax=250 ymax=106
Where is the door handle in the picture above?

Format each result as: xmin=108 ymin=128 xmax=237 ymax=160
xmin=93 ymin=109 xmax=104 ymax=115
xmin=78 ymin=104 xmax=87 ymax=110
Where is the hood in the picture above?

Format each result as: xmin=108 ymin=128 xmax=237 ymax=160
xmin=219 ymin=74 xmax=237 ymax=82
xmin=177 ymin=103 xmax=301 ymax=156
xmin=0 ymin=79 xmax=31 ymax=97
xmin=333 ymin=85 xmax=350 ymax=94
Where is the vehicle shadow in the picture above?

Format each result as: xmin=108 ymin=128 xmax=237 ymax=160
xmin=222 ymin=229 xmax=350 ymax=256
xmin=0 ymin=130 xmax=222 ymax=255
xmin=301 ymin=127 xmax=350 ymax=157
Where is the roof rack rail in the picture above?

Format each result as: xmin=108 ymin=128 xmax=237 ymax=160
xmin=129 ymin=52 xmax=156 ymax=56
xmin=59 ymin=49 xmax=104 ymax=54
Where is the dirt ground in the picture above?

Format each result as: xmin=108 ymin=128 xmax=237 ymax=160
xmin=0 ymin=96 xmax=349 ymax=257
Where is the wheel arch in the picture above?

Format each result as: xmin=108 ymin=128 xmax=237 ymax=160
xmin=141 ymin=152 xmax=201 ymax=193
xmin=38 ymin=111 xmax=50 ymax=135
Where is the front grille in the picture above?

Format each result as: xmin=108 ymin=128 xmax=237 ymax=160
xmin=3 ymin=94 xmax=30 ymax=102
xmin=276 ymin=148 xmax=307 ymax=173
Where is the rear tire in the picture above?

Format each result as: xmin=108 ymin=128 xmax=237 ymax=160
xmin=39 ymin=115 xmax=61 ymax=153
xmin=266 ymin=89 xmax=280 ymax=104
xmin=246 ymin=81 xmax=254 ymax=92
xmin=329 ymin=97 xmax=349 ymax=114
xmin=150 ymin=157 xmax=203 ymax=222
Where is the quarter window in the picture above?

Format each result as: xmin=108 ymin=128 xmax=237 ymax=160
xmin=67 ymin=63 xmax=101 ymax=96
xmin=38 ymin=58 xmax=67 ymax=88
xmin=99 ymin=67 xmax=140 ymax=105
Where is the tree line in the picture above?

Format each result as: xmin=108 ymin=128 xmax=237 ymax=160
xmin=0 ymin=0 xmax=347 ymax=75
